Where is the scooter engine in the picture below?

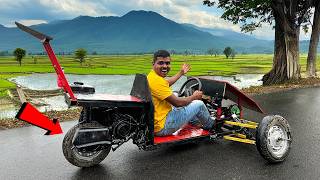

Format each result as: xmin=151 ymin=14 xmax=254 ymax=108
xmin=112 ymin=113 xmax=137 ymax=139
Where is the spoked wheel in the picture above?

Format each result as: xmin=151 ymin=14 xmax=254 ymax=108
xmin=62 ymin=122 xmax=111 ymax=167
xmin=256 ymin=115 xmax=292 ymax=163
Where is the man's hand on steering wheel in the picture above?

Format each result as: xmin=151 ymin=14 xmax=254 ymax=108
xmin=192 ymin=90 xmax=203 ymax=100
xmin=178 ymin=77 xmax=202 ymax=97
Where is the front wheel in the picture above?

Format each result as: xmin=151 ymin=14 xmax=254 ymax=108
xmin=256 ymin=115 xmax=292 ymax=163
xmin=62 ymin=122 xmax=111 ymax=167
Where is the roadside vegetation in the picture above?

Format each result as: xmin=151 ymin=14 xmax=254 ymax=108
xmin=0 ymin=54 xmax=320 ymax=98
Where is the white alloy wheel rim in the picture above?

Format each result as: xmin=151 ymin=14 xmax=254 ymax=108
xmin=73 ymin=146 xmax=102 ymax=161
xmin=267 ymin=125 xmax=289 ymax=158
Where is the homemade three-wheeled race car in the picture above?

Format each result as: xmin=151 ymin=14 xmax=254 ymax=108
xmin=16 ymin=22 xmax=292 ymax=168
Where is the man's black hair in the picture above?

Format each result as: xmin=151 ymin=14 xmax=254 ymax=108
xmin=153 ymin=50 xmax=170 ymax=63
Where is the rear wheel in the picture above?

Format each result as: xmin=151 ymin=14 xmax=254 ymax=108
xmin=256 ymin=115 xmax=292 ymax=163
xmin=62 ymin=122 xmax=111 ymax=167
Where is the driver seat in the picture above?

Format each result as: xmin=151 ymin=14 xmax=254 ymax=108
xmin=130 ymin=74 xmax=211 ymax=145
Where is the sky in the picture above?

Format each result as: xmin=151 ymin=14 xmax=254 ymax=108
xmin=0 ymin=0 xmax=312 ymax=40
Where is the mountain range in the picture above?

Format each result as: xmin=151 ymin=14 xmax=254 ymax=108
xmin=0 ymin=10 xmax=314 ymax=54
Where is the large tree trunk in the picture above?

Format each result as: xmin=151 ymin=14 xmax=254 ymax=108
xmin=307 ymin=1 xmax=320 ymax=77
xmin=263 ymin=0 xmax=301 ymax=85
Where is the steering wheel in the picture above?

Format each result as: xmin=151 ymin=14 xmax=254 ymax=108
xmin=178 ymin=77 xmax=202 ymax=97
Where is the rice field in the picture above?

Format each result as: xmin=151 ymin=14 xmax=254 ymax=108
xmin=0 ymin=53 xmax=318 ymax=97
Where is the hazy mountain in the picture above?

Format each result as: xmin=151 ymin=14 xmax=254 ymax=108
xmin=181 ymin=23 xmax=274 ymax=53
xmin=182 ymin=23 xmax=262 ymax=42
xmin=0 ymin=10 xmax=299 ymax=54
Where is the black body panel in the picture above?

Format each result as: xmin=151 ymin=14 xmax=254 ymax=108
xmin=130 ymin=74 xmax=155 ymax=145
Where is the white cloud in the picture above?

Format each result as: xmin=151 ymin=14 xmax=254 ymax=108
xmin=163 ymin=6 xmax=241 ymax=32
xmin=38 ymin=0 xmax=112 ymax=17
xmin=173 ymin=0 xmax=200 ymax=7
xmin=16 ymin=19 xmax=48 ymax=26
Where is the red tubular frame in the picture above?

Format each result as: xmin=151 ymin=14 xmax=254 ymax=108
xmin=43 ymin=42 xmax=77 ymax=102
xmin=15 ymin=22 xmax=77 ymax=103
xmin=238 ymin=98 xmax=243 ymax=119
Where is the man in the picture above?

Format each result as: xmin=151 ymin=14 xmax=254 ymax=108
xmin=147 ymin=50 xmax=215 ymax=136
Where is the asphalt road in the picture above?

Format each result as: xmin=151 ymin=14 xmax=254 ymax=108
xmin=1 ymin=87 xmax=320 ymax=180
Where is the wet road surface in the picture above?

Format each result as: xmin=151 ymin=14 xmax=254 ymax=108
xmin=0 ymin=87 xmax=320 ymax=180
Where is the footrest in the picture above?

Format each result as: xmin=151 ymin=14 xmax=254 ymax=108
xmin=154 ymin=124 xmax=210 ymax=144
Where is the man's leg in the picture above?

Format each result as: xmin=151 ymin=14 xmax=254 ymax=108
xmin=192 ymin=100 xmax=215 ymax=130
xmin=155 ymin=100 xmax=214 ymax=136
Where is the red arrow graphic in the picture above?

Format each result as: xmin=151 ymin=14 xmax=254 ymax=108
xmin=15 ymin=102 xmax=63 ymax=135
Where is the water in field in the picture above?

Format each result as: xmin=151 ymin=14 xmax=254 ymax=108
xmin=9 ymin=73 xmax=263 ymax=92
xmin=0 ymin=103 xmax=17 ymax=121
xmin=9 ymin=74 xmax=138 ymax=94
xmin=1 ymin=73 xmax=263 ymax=119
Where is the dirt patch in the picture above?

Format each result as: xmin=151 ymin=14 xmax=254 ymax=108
xmin=0 ymin=108 xmax=81 ymax=130
xmin=242 ymin=77 xmax=320 ymax=95
xmin=0 ymin=97 xmax=14 ymax=105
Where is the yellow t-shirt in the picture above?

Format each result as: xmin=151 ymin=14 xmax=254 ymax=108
xmin=147 ymin=70 xmax=173 ymax=132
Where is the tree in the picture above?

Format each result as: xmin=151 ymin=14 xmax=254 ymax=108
xmin=223 ymin=47 xmax=232 ymax=59
xmin=74 ymin=48 xmax=87 ymax=66
xmin=0 ymin=51 xmax=9 ymax=56
xmin=213 ymin=49 xmax=220 ymax=57
xmin=207 ymin=48 xmax=219 ymax=56
xmin=307 ymin=0 xmax=320 ymax=77
xmin=13 ymin=48 xmax=26 ymax=66
xmin=170 ymin=49 xmax=176 ymax=55
xmin=32 ymin=56 xmax=37 ymax=64
xmin=207 ymin=48 xmax=215 ymax=56
xmin=204 ymin=0 xmax=314 ymax=85
xmin=184 ymin=50 xmax=190 ymax=56
xmin=230 ymin=49 xmax=236 ymax=59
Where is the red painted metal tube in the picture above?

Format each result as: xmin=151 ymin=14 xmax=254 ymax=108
xmin=43 ymin=42 xmax=77 ymax=102
xmin=238 ymin=97 xmax=243 ymax=119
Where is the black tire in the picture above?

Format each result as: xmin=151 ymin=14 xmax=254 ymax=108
xmin=256 ymin=115 xmax=292 ymax=163
xmin=62 ymin=122 xmax=111 ymax=167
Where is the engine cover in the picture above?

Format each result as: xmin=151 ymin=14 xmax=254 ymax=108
xmin=112 ymin=113 xmax=137 ymax=139
xmin=72 ymin=127 xmax=111 ymax=148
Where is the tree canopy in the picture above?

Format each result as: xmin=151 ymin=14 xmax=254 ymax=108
xmin=74 ymin=48 xmax=87 ymax=66
xmin=13 ymin=48 xmax=26 ymax=66
xmin=207 ymin=48 xmax=219 ymax=57
xmin=203 ymin=0 xmax=313 ymax=33
xmin=223 ymin=47 xmax=233 ymax=58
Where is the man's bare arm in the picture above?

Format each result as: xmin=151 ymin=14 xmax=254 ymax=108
xmin=167 ymin=71 xmax=183 ymax=86
xmin=165 ymin=90 xmax=202 ymax=107
xmin=167 ymin=63 xmax=190 ymax=86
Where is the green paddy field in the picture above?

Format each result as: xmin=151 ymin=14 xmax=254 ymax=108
xmin=0 ymin=54 xmax=318 ymax=97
